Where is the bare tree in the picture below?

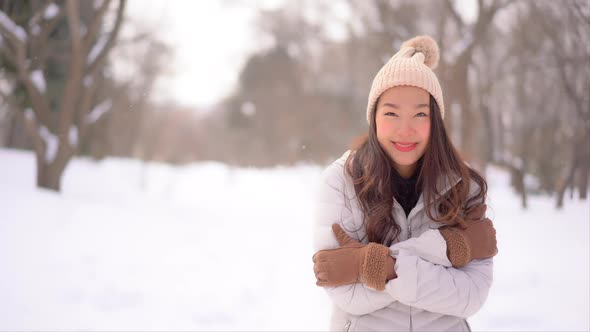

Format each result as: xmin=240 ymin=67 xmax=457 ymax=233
xmin=532 ymin=1 xmax=590 ymax=207
xmin=0 ymin=0 xmax=126 ymax=191
xmin=435 ymin=0 xmax=513 ymax=169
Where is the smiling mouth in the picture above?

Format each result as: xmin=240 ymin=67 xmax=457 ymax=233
xmin=392 ymin=141 xmax=417 ymax=152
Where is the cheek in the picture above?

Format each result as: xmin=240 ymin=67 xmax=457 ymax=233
xmin=376 ymin=119 xmax=395 ymax=138
xmin=417 ymin=122 xmax=431 ymax=142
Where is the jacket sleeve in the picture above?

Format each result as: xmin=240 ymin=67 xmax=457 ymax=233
xmin=313 ymin=160 xmax=393 ymax=315
xmin=384 ymin=180 xmax=494 ymax=318
xmin=384 ymin=254 xmax=493 ymax=318
xmin=313 ymin=158 xmax=454 ymax=315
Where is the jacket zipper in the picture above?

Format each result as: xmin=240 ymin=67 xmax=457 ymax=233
xmin=409 ymin=306 xmax=413 ymax=331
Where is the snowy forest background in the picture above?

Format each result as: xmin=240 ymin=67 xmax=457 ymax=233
xmin=0 ymin=0 xmax=589 ymax=330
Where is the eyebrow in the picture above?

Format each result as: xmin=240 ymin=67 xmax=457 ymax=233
xmin=381 ymin=103 xmax=429 ymax=108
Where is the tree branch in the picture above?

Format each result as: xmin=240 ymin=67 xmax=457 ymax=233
xmin=0 ymin=85 xmax=14 ymax=105
xmin=533 ymin=2 xmax=589 ymax=121
xmin=20 ymin=107 xmax=46 ymax=165
xmin=82 ymin=0 xmax=112 ymax=53
xmin=0 ymin=42 xmax=17 ymax=65
xmin=456 ymin=0 xmax=512 ymax=64
xmin=444 ymin=0 xmax=465 ymax=31
xmin=86 ymin=0 xmax=127 ymax=75
xmin=0 ymin=10 xmax=27 ymax=46
xmin=66 ymin=0 xmax=82 ymax=54
xmin=76 ymin=71 xmax=101 ymax=145
xmin=571 ymin=0 xmax=590 ymax=26
xmin=58 ymin=0 xmax=85 ymax=148
xmin=0 ymin=9 xmax=52 ymax=126
xmin=31 ymin=3 xmax=66 ymax=70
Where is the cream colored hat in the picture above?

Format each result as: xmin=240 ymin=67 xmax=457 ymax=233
xmin=366 ymin=35 xmax=445 ymax=124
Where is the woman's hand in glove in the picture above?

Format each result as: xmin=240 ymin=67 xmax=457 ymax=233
xmin=439 ymin=203 xmax=498 ymax=267
xmin=313 ymin=224 xmax=395 ymax=291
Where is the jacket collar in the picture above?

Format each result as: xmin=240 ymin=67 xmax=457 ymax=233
xmin=405 ymin=172 xmax=462 ymax=220
xmin=338 ymin=150 xmax=464 ymax=218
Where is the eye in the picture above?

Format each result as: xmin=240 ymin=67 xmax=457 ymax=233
xmin=415 ymin=112 xmax=428 ymax=117
xmin=384 ymin=112 xmax=398 ymax=117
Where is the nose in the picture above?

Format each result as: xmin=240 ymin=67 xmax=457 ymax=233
xmin=396 ymin=119 xmax=416 ymax=138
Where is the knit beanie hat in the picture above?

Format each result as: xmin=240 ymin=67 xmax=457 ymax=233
xmin=366 ymin=35 xmax=445 ymax=124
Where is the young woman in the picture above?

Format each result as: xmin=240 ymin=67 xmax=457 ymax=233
xmin=312 ymin=36 xmax=498 ymax=331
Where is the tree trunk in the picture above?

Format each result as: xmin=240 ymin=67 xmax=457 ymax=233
xmin=577 ymin=132 xmax=589 ymax=199
xmin=6 ymin=110 xmax=32 ymax=149
xmin=35 ymin=147 xmax=71 ymax=192
xmin=556 ymin=155 xmax=578 ymax=209
xmin=579 ymin=163 xmax=589 ymax=200
xmin=37 ymin=162 xmax=62 ymax=191
xmin=509 ymin=163 xmax=527 ymax=209
xmin=480 ymin=102 xmax=494 ymax=167
xmin=521 ymin=178 xmax=528 ymax=209
xmin=453 ymin=59 xmax=479 ymax=168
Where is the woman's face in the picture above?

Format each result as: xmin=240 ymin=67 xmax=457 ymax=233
xmin=375 ymin=86 xmax=431 ymax=178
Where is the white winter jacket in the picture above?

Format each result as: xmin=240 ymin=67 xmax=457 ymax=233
xmin=313 ymin=151 xmax=494 ymax=332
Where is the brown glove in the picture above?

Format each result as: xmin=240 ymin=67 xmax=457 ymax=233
xmin=439 ymin=204 xmax=498 ymax=267
xmin=312 ymin=224 xmax=393 ymax=291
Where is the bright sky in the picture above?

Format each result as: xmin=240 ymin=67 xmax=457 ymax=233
xmin=126 ymin=0 xmax=477 ymax=111
xmin=126 ymin=0 xmax=282 ymax=110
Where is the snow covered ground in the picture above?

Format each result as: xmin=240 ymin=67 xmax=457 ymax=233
xmin=0 ymin=148 xmax=588 ymax=331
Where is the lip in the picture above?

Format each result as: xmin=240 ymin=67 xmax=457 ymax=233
xmin=392 ymin=141 xmax=417 ymax=152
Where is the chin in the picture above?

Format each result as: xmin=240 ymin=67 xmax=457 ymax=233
xmin=390 ymin=155 xmax=419 ymax=166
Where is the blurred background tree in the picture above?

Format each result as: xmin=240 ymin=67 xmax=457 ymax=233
xmin=1 ymin=0 xmax=588 ymax=208
xmin=0 ymin=0 xmax=128 ymax=190
xmin=0 ymin=0 xmax=174 ymax=191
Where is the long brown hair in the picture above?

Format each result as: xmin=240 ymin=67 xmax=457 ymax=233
xmin=344 ymin=95 xmax=487 ymax=246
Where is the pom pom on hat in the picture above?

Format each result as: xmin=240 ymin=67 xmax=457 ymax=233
xmin=401 ymin=35 xmax=439 ymax=69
